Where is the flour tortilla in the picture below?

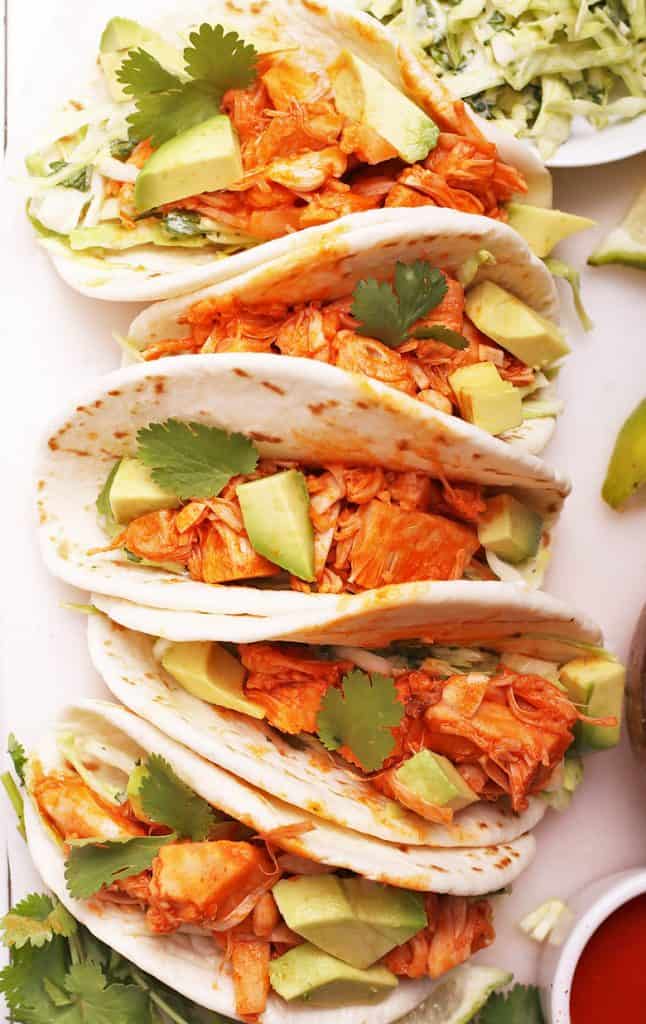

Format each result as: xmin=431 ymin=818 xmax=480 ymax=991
xmin=88 ymin=611 xmax=550 ymax=847
xmin=24 ymin=702 xmax=536 ymax=1022
xmin=128 ymin=208 xmax=560 ymax=455
xmin=38 ymin=354 xmax=570 ymax=618
xmin=38 ymin=0 xmax=551 ymax=302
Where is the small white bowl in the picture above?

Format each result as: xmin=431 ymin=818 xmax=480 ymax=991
xmin=538 ymin=868 xmax=646 ymax=1023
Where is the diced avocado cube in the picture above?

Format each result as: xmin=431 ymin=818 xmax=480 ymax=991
xmin=161 ymin=641 xmax=265 ymax=719
xmin=273 ymin=875 xmax=426 ymax=970
xmin=269 ymin=943 xmax=397 ymax=1006
xmin=329 ymin=50 xmax=438 ymax=163
xmin=449 ymin=362 xmax=523 ymax=436
xmin=108 ymin=457 xmax=181 ymax=524
xmin=559 ymin=658 xmax=625 ymax=750
xmin=99 ymin=17 xmax=154 ymax=53
xmin=477 ymin=494 xmax=543 ymax=565
xmin=465 ymin=281 xmax=570 ymax=369
xmin=394 ymin=750 xmax=478 ymax=813
xmin=237 ymin=469 xmax=315 ymax=582
xmin=507 ymin=203 xmax=595 ymax=259
xmin=135 ymin=116 xmax=243 ymax=213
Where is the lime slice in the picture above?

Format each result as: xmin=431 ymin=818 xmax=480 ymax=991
xmin=589 ymin=183 xmax=646 ymax=269
xmin=399 ymin=965 xmax=512 ymax=1023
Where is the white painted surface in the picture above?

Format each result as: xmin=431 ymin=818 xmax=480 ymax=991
xmin=1 ymin=0 xmax=646 ymax=994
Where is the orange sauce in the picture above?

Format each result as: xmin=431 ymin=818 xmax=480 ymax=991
xmin=570 ymin=894 xmax=646 ymax=1024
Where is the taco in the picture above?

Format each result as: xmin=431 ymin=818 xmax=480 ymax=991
xmin=86 ymin=588 xmax=622 ymax=846
xmin=23 ymin=0 xmax=553 ymax=302
xmin=38 ymin=354 xmax=570 ymax=618
xmin=127 ymin=209 xmax=567 ymax=455
xmin=23 ymin=700 xmax=535 ymax=1021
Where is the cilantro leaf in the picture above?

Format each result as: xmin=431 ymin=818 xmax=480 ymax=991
xmin=352 ymin=261 xmax=448 ymax=348
xmin=49 ymin=160 xmax=92 ymax=192
xmin=64 ymin=962 xmax=149 ymax=1022
xmin=184 ymin=24 xmax=257 ymax=93
xmin=126 ymin=82 xmax=221 ymax=149
xmin=478 ymin=984 xmax=544 ymax=1024
xmin=138 ymin=754 xmax=218 ymax=840
xmin=317 ymin=670 xmax=404 ymax=772
xmin=136 ymin=419 xmax=259 ymax=500
xmin=164 ymin=210 xmax=205 ymax=237
xmin=65 ymin=834 xmax=176 ymax=900
xmin=118 ymin=48 xmax=182 ymax=97
xmin=412 ymin=324 xmax=469 ymax=350
xmin=0 ymin=932 xmax=70 ymax=1022
xmin=2 ymin=894 xmax=77 ymax=950
xmin=117 ymin=23 xmax=257 ymax=148
xmin=8 ymin=733 xmax=27 ymax=784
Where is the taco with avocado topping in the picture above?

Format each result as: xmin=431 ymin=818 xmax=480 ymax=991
xmin=21 ymin=700 xmax=533 ymax=1022
xmin=24 ymin=0 xmax=553 ymax=301
xmin=37 ymin=354 xmax=570 ymax=614
xmin=86 ymin=588 xmax=622 ymax=844
xmin=126 ymin=208 xmax=567 ymax=455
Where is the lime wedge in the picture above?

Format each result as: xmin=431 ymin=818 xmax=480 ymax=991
xmin=589 ymin=183 xmax=646 ymax=269
xmin=400 ymin=966 xmax=512 ymax=1023
xmin=602 ymin=398 xmax=646 ymax=509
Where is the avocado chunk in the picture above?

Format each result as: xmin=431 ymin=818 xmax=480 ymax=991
xmin=449 ymin=362 xmax=523 ymax=436
xmin=161 ymin=641 xmax=265 ymax=719
xmin=329 ymin=50 xmax=438 ymax=163
xmin=394 ymin=750 xmax=478 ymax=813
xmin=237 ymin=470 xmax=315 ymax=582
xmin=269 ymin=943 xmax=397 ymax=1006
xmin=135 ymin=116 xmax=243 ymax=213
xmin=100 ymin=17 xmax=153 ymax=53
xmin=273 ymin=875 xmax=426 ymax=970
xmin=507 ymin=203 xmax=595 ymax=259
xmin=465 ymin=282 xmax=570 ymax=369
xmin=559 ymin=658 xmax=625 ymax=750
xmin=602 ymin=399 xmax=646 ymax=510
xmin=108 ymin=457 xmax=181 ymax=525
xmin=99 ymin=19 xmax=183 ymax=104
xmin=477 ymin=494 xmax=543 ymax=565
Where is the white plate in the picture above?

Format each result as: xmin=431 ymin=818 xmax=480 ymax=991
xmin=547 ymin=113 xmax=646 ymax=169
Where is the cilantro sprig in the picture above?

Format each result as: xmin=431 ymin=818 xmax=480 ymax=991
xmin=478 ymin=984 xmax=544 ymax=1023
xmin=317 ymin=670 xmax=404 ymax=772
xmin=8 ymin=734 xmax=27 ymax=784
xmin=136 ymin=419 xmax=259 ymax=500
xmin=118 ymin=23 xmax=257 ymax=146
xmin=351 ymin=260 xmax=467 ymax=350
xmin=2 ymin=733 xmax=27 ymax=838
xmin=0 ymin=893 xmax=223 ymax=1023
xmin=137 ymin=754 xmax=220 ymax=840
xmin=65 ymin=834 xmax=177 ymax=900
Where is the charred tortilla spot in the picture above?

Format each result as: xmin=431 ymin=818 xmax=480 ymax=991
xmin=261 ymin=381 xmax=286 ymax=395
xmin=249 ymin=432 xmax=282 ymax=444
xmin=234 ymin=368 xmax=251 ymax=378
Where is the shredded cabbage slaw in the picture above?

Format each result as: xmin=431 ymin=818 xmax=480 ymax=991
xmin=362 ymin=0 xmax=646 ymax=159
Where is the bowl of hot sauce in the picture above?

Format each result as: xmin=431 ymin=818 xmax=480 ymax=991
xmin=539 ymin=869 xmax=646 ymax=1023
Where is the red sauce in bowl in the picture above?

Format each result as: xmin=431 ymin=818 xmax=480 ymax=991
xmin=570 ymin=893 xmax=646 ymax=1023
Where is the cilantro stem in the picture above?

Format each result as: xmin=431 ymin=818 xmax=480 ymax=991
xmin=128 ymin=966 xmax=193 ymax=1024
xmin=1 ymin=772 xmax=25 ymax=839
xmin=68 ymin=927 xmax=85 ymax=966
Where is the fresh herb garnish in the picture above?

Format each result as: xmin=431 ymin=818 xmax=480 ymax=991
xmin=65 ymin=834 xmax=176 ymax=899
xmin=49 ymin=160 xmax=91 ymax=191
xmin=412 ymin=323 xmax=469 ymax=349
xmin=8 ymin=733 xmax=27 ymax=784
xmin=137 ymin=754 xmax=219 ymax=840
xmin=96 ymin=459 xmax=122 ymax=538
xmin=317 ymin=669 xmax=404 ymax=772
xmin=478 ymin=984 xmax=544 ymax=1023
xmin=488 ymin=10 xmax=507 ymax=30
xmin=110 ymin=138 xmax=138 ymax=161
xmin=0 ymin=892 xmax=221 ymax=1023
xmin=136 ymin=419 xmax=259 ymax=500
xmin=2 ymin=894 xmax=77 ymax=950
xmin=163 ymin=210 xmax=205 ymax=237
xmin=118 ymin=23 xmax=257 ymax=146
xmin=351 ymin=260 xmax=449 ymax=348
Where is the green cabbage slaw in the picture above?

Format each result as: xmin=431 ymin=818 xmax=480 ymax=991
xmin=361 ymin=0 xmax=646 ymax=159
